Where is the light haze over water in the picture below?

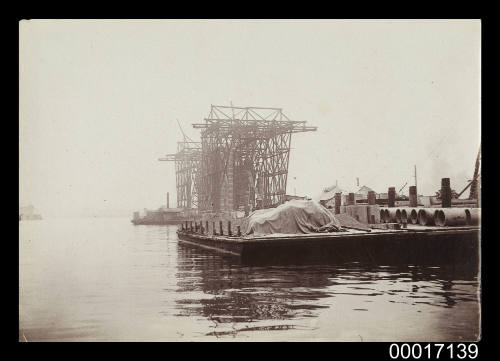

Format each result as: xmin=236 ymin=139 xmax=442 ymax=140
xmin=19 ymin=20 xmax=480 ymax=218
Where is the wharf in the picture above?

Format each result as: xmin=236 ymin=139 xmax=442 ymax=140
xmin=177 ymin=225 xmax=480 ymax=266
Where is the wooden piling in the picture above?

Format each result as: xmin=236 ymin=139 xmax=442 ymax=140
xmin=388 ymin=187 xmax=396 ymax=207
xmin=409 ymin=186 xmax=417 ymax=207
xmin=334 ymin=193 xmax=341 ymax=214
xmin=348 ymin=193 xmax=355 ymax=206
xmin=219 ymin=221 xmax=223 ymax=235
xmin=213 ymin=222 xmax=216 ymax=235
xmin=237 ymin=225 xmax=241 ymax=237
xmin=228 ymin=221 xmax=232 ymax=236
xmin=368 ymin=191 xmax=376 ymax=205
xmin=441 ymin=178 xmax=451 ymax=208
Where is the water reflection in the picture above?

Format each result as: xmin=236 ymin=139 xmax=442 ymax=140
xmin=19 ymin=219 xmax=479 ymax=341
xmin=175 ymin=240 xmax=480 ymax=340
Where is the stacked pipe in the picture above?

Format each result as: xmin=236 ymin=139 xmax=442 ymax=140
xmin=417 ymin=208 xmax=437 ymax=226
xmin=380 ymin=208 xmax=386 ymax=223
xmin=433 ymin=208 xmax=481 ymax=227
xmin=434 ymin=208 xmax=467 ymax=227
xmin=465 ymin=208 xmax=480 ymax=226
xmin=395 ymin=208 xmax=403 ymax=223
xmin=385 ymin=208 xmax=398 ymax=223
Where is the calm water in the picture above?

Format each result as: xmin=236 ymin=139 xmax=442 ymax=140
xmin=19 ymin=217 xmax=480 ymax=342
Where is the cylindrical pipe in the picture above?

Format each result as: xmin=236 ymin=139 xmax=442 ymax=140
xmin=410 ymin=209 xmax=419 ymax=224
xmin=417 ymin=208 xmax=436 ymax=226
xmin=434 ymin=208 xmax=467 ymax=227
xmin=380 ymin=208 xmax=386 ymax=223
xmin=386 ymin=208 xmax=398 ymax=223
xmin=409 ymin=186 xmax=417 ymax=207
xmin=441 ymin=178 xmax=451 ymax=208
xmin=388 ymin=187 xmax=396 ymax=207
xmin=400 ymin=208 xmax=418 ymax=224
xmin=465 ymin=208 xmax=480 ymax=226
xmin=395 ymin=208 xmax=403 ymax=223
xmin=400 ymin=208 xmax=409 ymax=224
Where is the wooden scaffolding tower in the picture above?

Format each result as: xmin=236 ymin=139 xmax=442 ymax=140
xmin=159 ymin=124 xmax=201 ymax=209
xmin=192 ymin=105 xmax=317 ymax=213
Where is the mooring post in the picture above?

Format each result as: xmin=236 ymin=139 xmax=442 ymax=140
xmin=194 ymin=221 xmax=198 ymax=233
xmin=190 ymin=221 xmax=193 ymax=231
xmin=205 ymin=221 xmax=209 ymax=235
xmin=199 ymin=221 xmax=203 ymax=234
xmin=409 ymin=186 xmax=417 ymax=207
xmin=237 ymin=225 xmax=241 ymax=237
xmin=368 ymin=191 xmax=376 ymax=205
xmin=334 ymin=192 xmax=341 ymax=214
xmin=228 ymin=221 xmax=232 ymax=236
xmin=219 ymin=221 xmax=223 ymax=235
xmin=441 ymin=178 xmax=451 ymax=208
xmin=185 ymin=221 xmax=188 ymax=231
xmin=388 ymin=187 xmax=395 ymax=207
xmin=212 ymin=222 xmax=216 ymax=235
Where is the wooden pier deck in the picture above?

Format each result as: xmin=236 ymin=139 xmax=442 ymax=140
xmin=177 ymin=226 xmax=480 ymax=266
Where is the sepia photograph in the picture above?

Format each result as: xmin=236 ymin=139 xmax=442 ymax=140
xmin=19 ymin=19 xmax=481 ymax=343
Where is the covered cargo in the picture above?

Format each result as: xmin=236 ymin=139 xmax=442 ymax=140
xmin=245 ymin=199 xmax=340 ymax=235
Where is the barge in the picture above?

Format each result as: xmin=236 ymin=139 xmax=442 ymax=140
xmin=176 ymin=224 xmax=480 ymax=266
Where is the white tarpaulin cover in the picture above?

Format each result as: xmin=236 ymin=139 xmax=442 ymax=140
xmin=245 ymin=199 xmax=341 ymax=235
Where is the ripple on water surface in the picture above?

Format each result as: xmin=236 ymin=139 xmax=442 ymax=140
xmin=19 ymin=218 xmax=480 ymax=341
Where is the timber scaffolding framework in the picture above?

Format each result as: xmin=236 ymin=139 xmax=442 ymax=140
xmin=159 ymin=140 xmax=201 ymax=209
xmin=192 ymin=105 xmax=317 ymax=212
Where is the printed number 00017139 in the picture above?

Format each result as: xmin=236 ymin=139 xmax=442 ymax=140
xmin=389 ymin=343 xmax=478 ymax=359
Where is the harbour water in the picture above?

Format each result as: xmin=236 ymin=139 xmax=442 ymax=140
xmin=19 ymin=217 xmax=480 ymax=341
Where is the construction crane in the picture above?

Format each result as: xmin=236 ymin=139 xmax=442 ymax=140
xmin=158 ymin=120 xmax=201 ymax=209
xmin=398 ymin=182 xmax=408 ymax=194
xmin=456 ymin=144 xmax=481 ymax=200
xmin=468 ymin=144 xmax=481 ymax=200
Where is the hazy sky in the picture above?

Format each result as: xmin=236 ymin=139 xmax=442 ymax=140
xmin=19 ymin=19 xmax=480 ymax=217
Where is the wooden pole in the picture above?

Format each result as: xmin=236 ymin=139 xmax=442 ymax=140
xmin=388 ymin=187 xmax=396 ymax=207
xmin=334 ymin=193 xmax=341 ymax=214
xmin=409 ymin=186 xmax=417 ymax=207
xmin=441 ymin=178 xmax=451 ymax=208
